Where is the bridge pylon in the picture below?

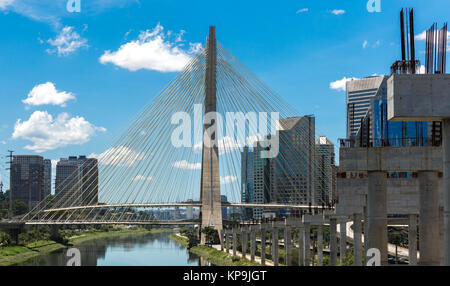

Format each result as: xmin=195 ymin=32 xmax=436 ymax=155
xmin=200 ymin=26 xmax=223 ymax=244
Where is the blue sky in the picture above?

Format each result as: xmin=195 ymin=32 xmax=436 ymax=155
xmin=0 ymin=0 xmax=449 ymax=189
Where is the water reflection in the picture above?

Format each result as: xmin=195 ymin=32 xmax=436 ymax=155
xmin=15 ymin=232 xmax=202 ymax=266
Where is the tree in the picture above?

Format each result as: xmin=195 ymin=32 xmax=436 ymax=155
xmin=201 ymin=227 xmax=219 ymax=245
xmin=13 ymin=200 xmax=28 ymax=216
xmin=0 ymin=232 xmax=11 ymax=246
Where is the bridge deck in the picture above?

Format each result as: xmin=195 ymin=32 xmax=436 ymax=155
xmin=40 ymin=203 xmax=331 ymax=213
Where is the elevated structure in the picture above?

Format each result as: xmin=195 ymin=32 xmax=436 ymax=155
xmin=388 ymin=73 xmax=450 ymax=265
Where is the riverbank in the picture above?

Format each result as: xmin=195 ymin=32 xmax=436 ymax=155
xmin=0 ymin=227 xmax=174 ymax=266
xmin=169 ymin=233 xmax=262 ymax=266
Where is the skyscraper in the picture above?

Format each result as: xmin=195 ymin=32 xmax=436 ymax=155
xmin=270 ymin=116 xmax=315 ymax=206
xmin=315 ymin=136 xmax=335 ymax=206
xmin=241 ymin=116 xmax=317 ymax=219
xmin=55 ymin=156 xmax=98 ymax=206
xmin=43 ymin=159 xmax=52 ymax=198
xmin=346 ymin=76 xmax=386 ymax=140
xmin=11 ymin=155 xmax=45 ymax=210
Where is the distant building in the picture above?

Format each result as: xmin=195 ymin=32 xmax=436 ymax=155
xmin=55 ymin=156 xmax=98 ymax=206
xmin=43 ymin=159 xmax=52 ymax=198
xmin=315 ymin=137 xmax=335 ymax=206
xmin=241 ymin=143 xmax=272 ymax=220
xmin=271 ymin=116 xmax=316 ymax=207
xmin=11 ymin=155 xmax=45 ymax=209
xmin=241 ymin=116 xmax=317 ymax=219
xmin=221 ymin=195 xmax=228 ymax=220
xmin=346 ymin=76 xmax=386 ymax=140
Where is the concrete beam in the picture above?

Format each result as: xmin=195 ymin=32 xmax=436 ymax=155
xmin=339 ymin=147 xmax=442 ymax=172
xmin=387 ymin=74 xmax=450 ymax=121
xmin=336 ymin=177 xmax=445 ymax=216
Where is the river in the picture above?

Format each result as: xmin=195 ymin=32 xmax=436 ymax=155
xmin=14 ymin=232 xmax=209 ymax=266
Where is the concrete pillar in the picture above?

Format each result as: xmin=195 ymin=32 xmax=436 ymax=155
xmin=443 ymin=118 xmax=450 ymax=266
xmin=330 ymin=218 xmax=337 ymax=266
xmin=285 ymin=225 xmax=292 ymax=266
xmin=220 ymin=230 xmax=225 ymax=251
xmin=232 ymin=228 xmax=237 ymax=257
xmin=353 ymin=214 xmax=362 ymax=266
xmin=272 ymin=226 xmax=279 ymax=266
xmin=298 ymin=226 xmax=305 ymax=266
xmin=226 ymin=230 xmax=230 ymax=254
xmin=304 ymin=223 xmax=311 ymax=266
xmin=367 ymin=171 xmax=388 ymax=265
xmin=250 ymin=226 xmax=256 ymax=262
xmin=408 ymin=214 xmax=418 ymax=266
xmin=363 ymin=202 xmax=369 ymax=248
xmin=317 ymin=225 xmax=323 ymax=266
xmin=418 ymin=171 xmax=440 ymax=266
xmin=241 ymin=227 xmax=248 ymax=259
xmin=260 ymin=226 xmax=266 ymax=266
xmin=440 ymin=207 xmax=445 ymax=265
xmin=340 ymin=221 xmax=347 ymax=265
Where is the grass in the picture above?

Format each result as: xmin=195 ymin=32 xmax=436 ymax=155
xmin=168 ymin=233 xmax=262 ymax=266
xmin=189 ymin=246 xmax=262 ymax=266
xmin=0 ymin=227 xmax=174 ymax=266
xmin=169 ymin=234 xmax=189 ymax=248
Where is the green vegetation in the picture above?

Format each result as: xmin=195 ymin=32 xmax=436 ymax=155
xmin=170 ymin=230 xmax=262 ymax=266
xmin=169 ymin=234 xmax=189 ymax=248
xmin=0 ymin=226 xmax=173 ymax=266
xmin=190 ymin=246 xmax=262 ymax=266
xmin=201 ymin=227 xmax=219 ymax=245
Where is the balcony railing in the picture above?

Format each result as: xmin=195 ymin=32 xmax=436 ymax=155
xmin=339 ymin=137 xmax=441 ymax=148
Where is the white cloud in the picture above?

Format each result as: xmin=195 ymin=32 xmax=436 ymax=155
xmin=12 ymin=111 xmax=105 ymax=153
xmin=51 ymin=159 xmax=58 ymax=169
xmin=89 ymin=146 xmax=145 ymax=167
xmin=330 ymin=77 xmax=359 ymax=92
xmin=99 ymin=23 xmax=202 ymax=72
xmin=0 ymin=0 xmax=14 ymax=10
xmin=296 ymin=8 xmax=308 ymax=14
xmin=363 ymin=40 xmax=368 ymax=49
xmin=418 ymin=65 xmax=426 ymax=74
xmin=415 ymin=31 xmax=427 ymax=41
xmin=220 ymin=176 xmax=237 ymax=185
xmin=22 ymin=82 xmax=75 ymax=107
xmin=173 ymin=160 xmax=201 ymax=170
xmin=47 ymin=26 xmax=88 ymax=56
xmin=132 ymin=175 xmax=154 ymax=182
xmin=1 ymin=0 xmax=136 ymax=28
xmin=0 ymin=140 xmax=6 ymax=145
xmin=331 ymin=9 xmax=345 ymax=15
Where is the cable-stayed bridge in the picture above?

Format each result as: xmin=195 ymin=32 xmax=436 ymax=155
xmin=4 ymin=27 xmax=333 ymax=243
